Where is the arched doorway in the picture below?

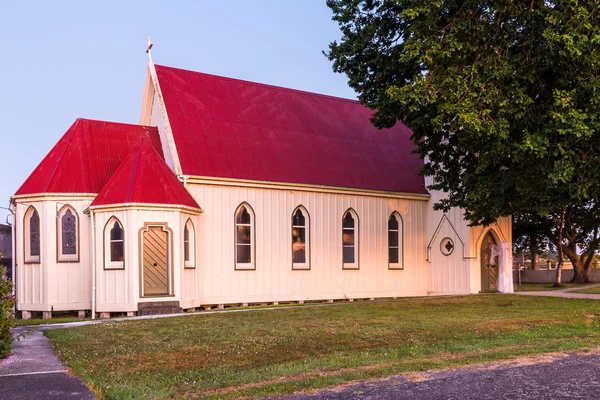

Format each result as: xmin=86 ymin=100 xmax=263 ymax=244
xmin=480 ymin=231 xmax=498 ymax=292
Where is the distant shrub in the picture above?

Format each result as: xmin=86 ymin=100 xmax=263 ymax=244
xmin=0 ymin=262 xmax=15 ymax=359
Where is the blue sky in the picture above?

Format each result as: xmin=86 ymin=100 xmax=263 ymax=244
xmin=0 ymin=1 xmax=356 ymax=223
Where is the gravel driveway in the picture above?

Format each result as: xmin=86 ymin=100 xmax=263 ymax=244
xmin=281 ymin=351 xmax=600 ymax=400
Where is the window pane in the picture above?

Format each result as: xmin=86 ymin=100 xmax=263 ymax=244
xmin=388 ymin=230 xmax=399 ymax=247
xmin=184 ymin=226 xmax=189 ymax=241
xmin=111 ymin=241 xmax=124 ymax=262
xmin=389 ymin=247 xmax=399 ymax=264
xmin=343 ymin=229 xmax=354 ymax=246
xmin=30 ymin=210 xmax=40 ymax=257
xmin=62 ymin=232 xmax=77 ymax=255
xmin=237 ymin=225 xmax=251 ymax=244
xmin=62 ymin=210 xmax=77 ymax=255
xmin=293 ymin=245 xmax=306 ymax=264
xmin=236 ymin=206 xmax=251 ymax=224
xmin=292 ymin=227 xmax=306 ymax=244
xmin=110 ymin=222 xmax=123 ymax=241
xmin=388 ymin=215 xmax=398 ymax=230
xmin=343 ymin=212 xmax=355 ymax=228
xmin=299 ymin=227 xmax=306 ymax=243
xmin=184 ymin=240 xmax=190 ymax=262
xmin=343 ymin=247 xmax=355 ymax=264
xmin=237 ymin=244 xmax=251 ymax=264
xmin=30 ymin=233 xmax=40 ymax=257
xmin=293 ymin=209 xmax=305 ymax=226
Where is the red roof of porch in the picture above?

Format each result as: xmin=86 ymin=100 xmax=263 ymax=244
xmin=90 ymin=138 xmax=201 ymax=211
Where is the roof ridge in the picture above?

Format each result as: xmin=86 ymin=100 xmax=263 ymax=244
xmin=76 ymin=117 xmax=157 ymax=130
xmin=126 ymin=140 xmax=144 ymax=203
xmin=154 ymin=64 xmax=362 ymax=105
xmin=91 ymin=138 xmax=201 ymax=210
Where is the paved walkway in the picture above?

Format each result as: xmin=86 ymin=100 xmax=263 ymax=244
xmin=0 ymin=327 xmax=94 ymax=399
xmin=515 ymin=283 xmax=600 ymax=299
xmin=282 ymin=351 xmax=600 ymax=400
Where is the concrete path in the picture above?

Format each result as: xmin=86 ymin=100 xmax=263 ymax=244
xmin=0 ymin=327 xmax=94 ymax=399
xmin=282 ymin=351 xmax=600 ymax=400
xmin=515 ymin=283 xmax=600 ymax=300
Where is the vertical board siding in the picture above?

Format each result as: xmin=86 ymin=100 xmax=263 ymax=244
xmin=14 ymin=187 xmax=510 ymax=312
xmin=15 ymin=198 xmax=92 ymax=311
xmin=187 ymin=183 xmax=442 ymax=304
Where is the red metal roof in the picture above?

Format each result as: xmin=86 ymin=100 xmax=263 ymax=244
xmin=155 ymin=65 xmax=427 ymax=194
xmin=90 ymin=138 xmax=201 ymax=210
xmin=15 ymin=119 xmax=163 ymax=196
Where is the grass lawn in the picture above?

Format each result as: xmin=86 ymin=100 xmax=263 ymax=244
xmin=45 ymin=295 xmax=600 ymax=399
xmin=514 ymin=283 xmax=578 ymax=292
xmin=572 ymin=286 xmax=600 ymax=295
xmin=13 ymin=311 xmax=89 ymax=327
xmin=13 ymin=317 xmax=87 ymax=327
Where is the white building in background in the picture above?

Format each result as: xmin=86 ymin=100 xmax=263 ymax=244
xmin=10 ymin=52 xmax=512 ymax=319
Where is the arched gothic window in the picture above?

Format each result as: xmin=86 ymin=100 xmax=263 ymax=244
xmin=342 ymin=209 xmax=359 ymax=269
xmin=58 ymin=206 xmax=79 ymax=262
xmin=184 ymin=219 xmax=196 ymax=268
xmin=388 ymin=212 xmax=404 ymax=269
xmin=292 ymin=206 xmax=310 ymax=270
xmin=235 ymin=203 xmax=255 ymax=270
xmin=25 ymin=207 xmax=40 ymax=263
xmin=104 ymin=217 xmax=125 ymax=269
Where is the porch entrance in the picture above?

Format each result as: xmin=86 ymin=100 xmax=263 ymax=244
xmin=480 ymin=232 xmax=498 ymax=292
xmin=142 ymin=226 xmax=169 ymax=296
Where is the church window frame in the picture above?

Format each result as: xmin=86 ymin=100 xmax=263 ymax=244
xmin=57 ymin=205 xmax=79 ymax=262
xmin=234 ymin=203 xmax=255 ymax=271
xmin=24 ymin=206 xmax=41 ymax=263
xmin=104 ymin=217 xmax=125 ymax=270
xmin=184 ymin=218 xmax=196 ymax=269
xmin=291 ymin=206 xmax=310 ymax=270
xmin=388 ymin=212 xmax=404 ymax=269
xmin=342 ymin=209 xmax=359 ymax=270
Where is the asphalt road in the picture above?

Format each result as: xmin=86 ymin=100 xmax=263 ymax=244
xmin=282 ymin=352 xmax=600 ymax=400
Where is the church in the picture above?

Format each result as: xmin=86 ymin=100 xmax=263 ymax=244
xmin=9 ymin=48 xmax=513 ymax=319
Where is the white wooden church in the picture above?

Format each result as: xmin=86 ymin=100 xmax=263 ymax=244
xmin=10 ymin=48 xmax=513 ymax=319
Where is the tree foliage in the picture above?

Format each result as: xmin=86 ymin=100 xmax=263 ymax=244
xmin=326 ymin=0 xmax=600 ymax=282
xmin=0 ymin=263 xmax=15 ymax=359
xmin=512 ymin=213 xmax=552 ymax=269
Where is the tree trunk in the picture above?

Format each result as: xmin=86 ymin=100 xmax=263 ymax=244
xmin=570 ymin=259 xmax=589 ymax=284
xmin=555 ymin=262 xmax=563 ymax=285
xmin=554 ymin=245 xmax=563 ymax=287
xmin=530 ymin=240 xmax=537 ymax=270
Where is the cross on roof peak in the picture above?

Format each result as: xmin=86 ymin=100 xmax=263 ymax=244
xmin=146 ymin=37 xmax=153 ymax=54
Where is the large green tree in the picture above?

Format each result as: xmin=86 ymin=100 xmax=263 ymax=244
xmin=326 ymin=0 xmax=600 ymax=282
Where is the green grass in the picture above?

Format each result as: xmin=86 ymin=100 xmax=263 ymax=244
xmin=13 ymin=311 xmax=89 ymax=327
xmin=514 ymin=283 xmax=578 ymax=292
xmin=45 ymin=295 xmax=600 ymax=399
xmin=572 ymin=286 xmax=600 ymax=294
xmin=13 ymin=317 xmax=87 ymax=327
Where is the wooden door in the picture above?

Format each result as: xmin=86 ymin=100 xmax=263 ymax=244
xmin=143 ymin=227 xmax=169 ymax=296
xmin=480 ymin=232 xmax=498 ymax=292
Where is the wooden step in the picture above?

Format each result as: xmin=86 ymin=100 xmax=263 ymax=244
xmin=138 ymin=301 xmax=182 ymax=316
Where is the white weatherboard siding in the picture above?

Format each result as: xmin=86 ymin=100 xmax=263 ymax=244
xmin=14 ymin=196 xmax=93 ymax=312
xmin=12 ymin=185 xmax=511 ymax=314
xmin=92 ymin=208 xmax=199 ymax=312
xmin=188 ymin=183 xmax=432 ymax=304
